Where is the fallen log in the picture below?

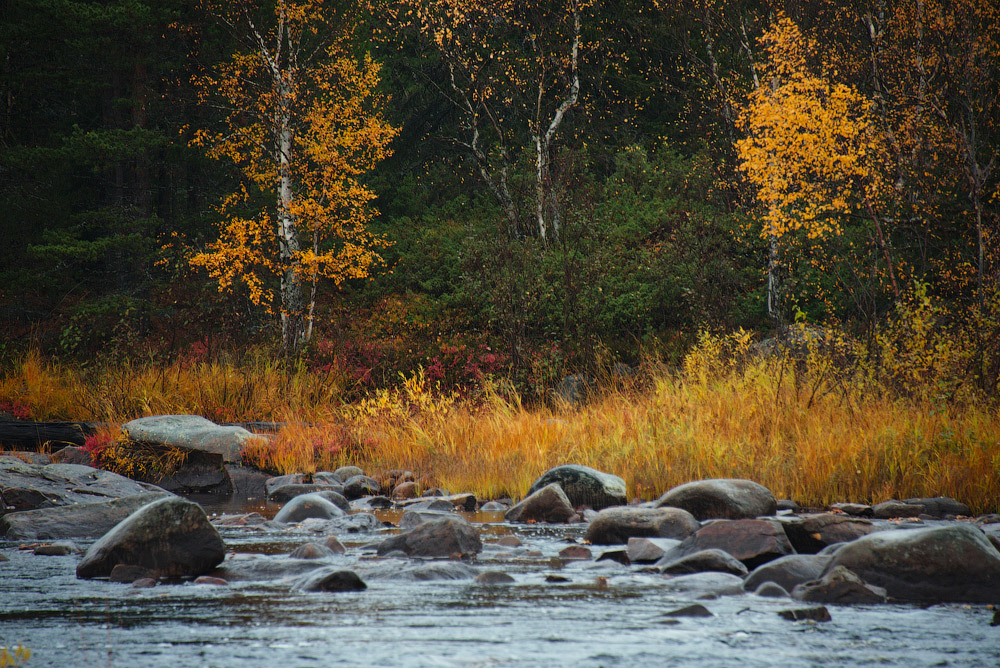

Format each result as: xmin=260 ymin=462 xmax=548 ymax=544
xmin=0 ymin=421 xmax=102 ymax=449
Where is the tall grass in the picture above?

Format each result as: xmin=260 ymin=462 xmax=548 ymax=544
xmin=2 ymin=328 xmax=998 ymax=513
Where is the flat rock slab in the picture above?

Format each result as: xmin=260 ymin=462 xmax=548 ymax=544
xmin=123 ymin=415 xmax=262 ymax=464
xmin=1 ymin=456 xmax=162 ymax=514
xmin=1 ymin=491 xmax=173 ymax=539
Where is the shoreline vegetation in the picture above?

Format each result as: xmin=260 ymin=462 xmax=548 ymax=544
xmin=3 ymin=321 xmax=998 ymax=515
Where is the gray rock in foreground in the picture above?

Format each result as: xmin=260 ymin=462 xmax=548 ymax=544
xmin=293 ymin=567 xmax=367 ymax=592
xmin=527 ymin=464 xmax=627 ymax=510
xmin=1 ymin=491 xmax=173 ymax=539
xmin=655 ymin=479 xmax=777 ymax=520
xmin=76 ymin=497 xmax=225 ymax=579
xmin=123 ymin=415 xmax=262 ymax=464
xmin=744 ymin=554 xmax=832 ymax=593
xmin=822 ymin=524 xmax=1000 ymax=603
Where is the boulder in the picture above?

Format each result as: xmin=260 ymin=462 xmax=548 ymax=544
xmin=754 ymin=582 xmax=790 ymax=598
xmin=658 ymin=518 xmax=794 ymax=570
xmin=123 ymin=415 xmax=263 ymax=464
xmin=76 ymin=497 xmax=225 ymax=579
xmin=663 ymin=604 xmax=713 ymax=618
xmin=213 ymin=554 xmax=332 ymax=582
xmin=343 ymin=475 xmax=380 ymax=500
xmin=744 ymin=554 xmax=832 ymax=593
xmin=152 ymin=450 xmax=232 ymax=495
xmin=480 ymin=501 xmax=509 ymax=512
xmin=2 ymin=491 xmax=173 ymax=539
xmin=505 ymin=483 xmax=576 ymax=523
xmin=0 ymin=457 xmax=161 ymax=515
xmin=626 ymin=537 xmax=682 ymax=563
xmin=392 ymin=481 xmax=420 ymax=500
xmin=399 ymin=509 xmax=454 ymax=531
xmin=334 ymin=465 xmax=364 ymax=480
xmin=375 ymin=469 xmax=415 ymax=495
xmin=658 ymin=549 xmax=749 ymax=577
xmin=902 ymin=497 xmax=972 ymax=518
xmin=792 ymin=565 xmax=888 ymax=605
xmin=552 ymin=374 xmax=590 ymax=407
xmin=293 ymin=568 xmax=367 ymax=592
xmin=527 ymin=464 xmax=627 ymax=510
xmin=49 ymin=446 xmax=92 ymax=466
xmin=822 ymin=524 xmax=1000 ymax=602
xmin=780 ymin=513 xmax=878 ymax=554
xmin=655 ymin=479 xmax=777 ymax=520
xmin=268 ymin=483 xmax=345 ymax=504
xmin=225 ymin=465 xmax=270 ymax=502
xmin=778 ymin=607 xmax=831 ymax=622
xmin=376 ymin=516 xmax=482 ymax=558
xmin=558 ymin=545 xmax=592 ymax=560
xmin=273 ymin=493 xmax=346 ymax=524
xmin=872 ymin=500 xmax=924 ymax=519
xmin=397 ymin=499 xmax=454 ymax=513
xmin=110 ymin=564 xmax=157 ymax=583
xmin=584 ymin=507 xmax=700 ymax=545
xmin=33 ymin=541 xmax=78 ymax=556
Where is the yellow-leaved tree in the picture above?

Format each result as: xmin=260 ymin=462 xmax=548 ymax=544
xmin=190 ymin=0 xmax=397 ymax=354
xmin=736 ymin=14 xmax=898 ymax=324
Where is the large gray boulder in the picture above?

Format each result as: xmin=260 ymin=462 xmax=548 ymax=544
xmin=1 ymin=456 xmax=162 ymax=514
xmin=377 ymin=516 xmax=482 ymax=558
xmin=780 ymin=513 xmax=878 ymax=553
xmin=76 ymin=497 xmax=225 ymax=579
xmin=1 ymin=491 xmax=172 ymax=539
xmin=584 ymin=507 xmax=699 ymax=545
xmin=822 ymin=524 xmax=1000 ymax=603
xmin=123 ymin=415 xmax=262 ymax=464
xmin=527 ymin=464 xmax=627 ymax=510
xmin=655 ymin=479 xmax=776 ymax=520
xmin=505 ymin=483 xmax=576 ymax=523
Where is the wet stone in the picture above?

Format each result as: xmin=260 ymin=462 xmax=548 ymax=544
xmin=778 ymin=607 xmax=832 ymax=622
xmin=664 ymin=603 xmax=713 ymax=618
xmin=475 ymin=571 xmax=516 ymax=585
xmin=558 ymin=545 xmax=592 ymax=560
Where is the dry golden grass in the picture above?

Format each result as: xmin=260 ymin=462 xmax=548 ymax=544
xmin=3 ymin=341 xmax=998 ymax=513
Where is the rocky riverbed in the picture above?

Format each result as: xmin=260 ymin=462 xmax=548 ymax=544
xmin=2 ymin=450 xmax=1000 ymax=667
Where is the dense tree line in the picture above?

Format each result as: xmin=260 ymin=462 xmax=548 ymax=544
xmin=1 ymin=0 xmax=996 ymax=392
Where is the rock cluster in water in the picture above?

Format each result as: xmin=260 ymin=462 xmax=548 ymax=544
xmin=3 ymin=448 xmax=1000 ymax=610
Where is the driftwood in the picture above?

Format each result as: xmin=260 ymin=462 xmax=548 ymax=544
xmin=0 ymin=421 xmax=284 ymax=451
xmin=0 ymin=422 xmax=101 ymax=449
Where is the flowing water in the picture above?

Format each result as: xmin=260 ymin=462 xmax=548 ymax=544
xmin=1 ymin=502 xmax=997 ymax=668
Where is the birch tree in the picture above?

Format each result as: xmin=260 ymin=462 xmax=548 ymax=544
xmin=189 ymin=0 xmax=397 ymax=354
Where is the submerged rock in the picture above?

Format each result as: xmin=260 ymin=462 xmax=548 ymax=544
xmin=585 ymin=507 xmax=700 ymax=545
xmin=293 ymin=567 xmax=367 ymax=592
xmin=526 ymin=464 xmax=627 ymax=510
xmin=655 ymin=479 xmax=777 ymax=520
xmin=76 ymin=497 xmax=225 ymax=579
xmin=505 ymin=483 xmax=576 ymax=523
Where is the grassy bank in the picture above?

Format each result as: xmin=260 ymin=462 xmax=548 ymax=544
xmin=2 ymin=334 xmax=999 ymax=513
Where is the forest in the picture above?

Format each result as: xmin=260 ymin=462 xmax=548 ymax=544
xmin=1 ymin=0 xmax=999 ymax=506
